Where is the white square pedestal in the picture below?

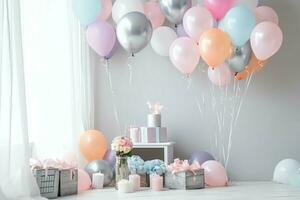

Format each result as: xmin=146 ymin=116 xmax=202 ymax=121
xmin=132 ymin=142 xmax=175 ymax=164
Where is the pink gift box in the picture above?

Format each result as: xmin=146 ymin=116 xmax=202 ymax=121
xmin=140 ymin=127 xmax=167 ymax=143
xmin=130 ymin=127 xmax=141 ymax=143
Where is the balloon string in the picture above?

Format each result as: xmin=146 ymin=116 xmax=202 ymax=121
xmin=128 ymin=56 xmax=133 ymax=85
xmin=186 ymin=75 xmax=192 ymax=90
xmin=105 ymin=59 xmax=114 ymax=94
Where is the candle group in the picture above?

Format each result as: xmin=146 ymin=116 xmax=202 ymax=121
xmin=92 ymin=172 xmax=104 ymax=189
xmin=129 ymin=174 xmax=140 ymax=191
xmin=150 ymin=174 xmax=163 ymax=191
xmin=118 ymin=179 xmax=133 ymax=193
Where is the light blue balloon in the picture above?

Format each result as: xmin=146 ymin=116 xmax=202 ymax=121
xmin=219 ymin=6 xmax=255 ymax=47
xmin=73 ymin=0 xmax=101 ymax=26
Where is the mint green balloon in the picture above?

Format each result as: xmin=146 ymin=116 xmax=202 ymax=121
xmin=219 ymin=6 xmax=255 ymax=47
xmin=290 ymin=172 xmax=300 ymax=188
xmin=73 ymin=0 xmax=101 ymax=26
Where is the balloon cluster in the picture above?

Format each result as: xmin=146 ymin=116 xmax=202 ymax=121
xmin=73 ymin=0 xmax=283 ymax=85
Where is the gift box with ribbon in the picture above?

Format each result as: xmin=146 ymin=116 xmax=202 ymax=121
xmin=140 ymin=127 xmax=167 ymax=143
xmin=31 ymin=159 xmax=78 ymax=198
xmin=165 ymin=159 xmax=205 ymax=190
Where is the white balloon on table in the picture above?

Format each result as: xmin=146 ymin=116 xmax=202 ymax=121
xmin=273 ymin=159 xmax=300 ymax=184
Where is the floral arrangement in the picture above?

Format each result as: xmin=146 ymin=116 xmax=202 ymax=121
xmin=147 ymin=102 xmax=164 ymax=114
xmin=111 ymin=136 xmax=133 ymax=157
xmin=128 ymin=155 xmax=166 ymax=176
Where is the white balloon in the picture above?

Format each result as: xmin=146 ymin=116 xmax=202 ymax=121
xmin=112 ymin=0 xmax=144 ymax=24
xmin=233 ymin=0 xmax=259 ymax=10
xmin=151 ymin=26 xmax=177 ymax=57
xmin=273 ymin=159 xmax=300 ymax=184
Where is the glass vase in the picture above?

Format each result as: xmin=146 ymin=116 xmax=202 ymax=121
xmin=115 ymin=156 xmax=129 ymax=189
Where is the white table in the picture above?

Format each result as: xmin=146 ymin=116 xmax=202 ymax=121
xmin=59 ymin=182 xmax=300 ymax=200
xmin=132 ymin=142 xmax=175 ymax=164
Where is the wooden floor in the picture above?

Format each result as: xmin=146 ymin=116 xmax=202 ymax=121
xmin=60 ymin=182 xmax=300 ymax=200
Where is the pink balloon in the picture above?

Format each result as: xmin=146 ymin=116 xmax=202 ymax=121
xmin=144 ymin=1 xmax=165 ymax=29
xmin=169 ymin=37 xmax=200 ymax=75
xmin=98 ymin=0 xmax=112 ymax=21
xmin=204 ymin=0 xmax=234 ymax=20
xmin=250 ymin=22 xmax=283 ymax=60
xmin=208 ymin=63 xmax=232 ymax=86
xmin=86 ymin=21 xmax=116 ymax=57
xmin=202 ymin=160 xmax=228 ymax=187
xmin=78 ymin=168 xmax=91 ymax=193
xmin=255 ymin=6 xmax=279 ymax=25
xmin=183 ymin=6 xmax=214 ymax=42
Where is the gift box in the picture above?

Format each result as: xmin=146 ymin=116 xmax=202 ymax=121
xmin=165 ymin=169 xmax=205 ymax=190
xmin=140 ymin=127 xmax=167 ymax=143
xmin=59 ymin=169 xmax=78 ymax=196
xmin=33 ymin=169 xmax=60 ymax=199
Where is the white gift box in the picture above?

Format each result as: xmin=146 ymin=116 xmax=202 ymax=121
xmin=140 ymin=127 xmax=167 ymax=143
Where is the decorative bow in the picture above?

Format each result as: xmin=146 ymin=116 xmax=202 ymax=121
xmin=168 ymin=158 xmax=201 ymax=175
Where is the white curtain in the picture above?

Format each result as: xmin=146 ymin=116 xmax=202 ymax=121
xmin=21 ymin=0 xmax=94 ymax=162
xmin=0 ymin=0 xmax=43 ymax=199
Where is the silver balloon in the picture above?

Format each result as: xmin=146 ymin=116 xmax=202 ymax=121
xmin=85 ymin=160 xmax=114 ymax=186
xmin=116 ymin=12 xmax=153 ymax=55
xmin=227 ymin=42 xmax=252 ymax=72
xmin=159 ymin=0 xmax=192 ymax=25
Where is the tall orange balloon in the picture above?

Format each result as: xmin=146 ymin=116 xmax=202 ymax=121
xmin=199 ymin=28 xmax=233 ymax=67
xmin=235 ymin=53 xmax=268 ymax=80
xmin=79 ymin=130 xmax=108 ymax=162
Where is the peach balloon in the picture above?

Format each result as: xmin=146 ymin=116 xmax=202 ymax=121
xmin=144 ymin=1 xmax=165 ymax=29
xmin=79 ymin=130 xmax=108 ymax=162
xmin=199 ymin=28 xmax=233 ymax=67
xmin=98 ymin=0 xmax=112 ymax=21
xmin=235 ymin=53 xmax=268 ymax=80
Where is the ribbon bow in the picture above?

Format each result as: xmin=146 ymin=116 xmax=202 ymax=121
xmin=168 ymin=158 xmax=201 ymax=175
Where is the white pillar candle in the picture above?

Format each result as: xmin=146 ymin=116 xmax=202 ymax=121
xmin=117 ymin=179 xmax=133 ymax=193
xmin=92 ymin=172 xmax=104 ymax=189
xmin=129 ymin=174 xmax=140 ymax=191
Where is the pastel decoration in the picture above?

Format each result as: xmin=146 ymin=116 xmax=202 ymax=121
xmin=183 ymin=6 xmax=213 ymax=42
xmin=189 ymin=151 xmax=215 ymax=165
xmin=208 ymin=63 xmax=233 ymax=87
xmin=290 ymin=171 xmax=300 ymax=188
xmin=199 ymin=28 xmax=233 ymax=67
xmin=98 ymin=0 xmax=112 ymax=21
xmin=233 ymin=0 xmax=259 ymax=10
xmin=151 ymin=26 xmax=177 ymax=57
xmin=118 ymin=179 xmax=133 ymax=193
xmin=105 ymin=39 xmax=119 ymax=60
xmin=204 ymin=0 xmax=233 ymax=20
xmin=169 ymin=37 xmax=200 ymax=75
xmin=219 ymin=6 xmax=256 ymax=47
xmin=202 ymin=160 xmax=228 ymax=187
xmin=176 ymin=24 xmax=188 ymax=37
xmin=78 ymin=168 xmax=92 ymax=193
xmin=129 ymin=174 xmax=141 ymax=191
xmin=254 ymin=6 xmax=279 ymax=25
xmin=227 ymin=42 xmax=252 ymax=73
xmin=144 ymin=1 xmax=165 ymax=29
xmin=86 ymin=21 xmax=116 ymax=58
xmin=159 ymin=0 xmax=192 ymax=25
xmin=273 ymin=159 xmax=300 ymax=184
xmin=112 ymin=0 xmax=144 ymax=24
xmin=79 ymin=130 xmax=108 ymax=162
xmin=250 ymin=22 xmax=283 ymax=60
xmin=73 ymin=0 xmax=101 ymax=26
xmin=150 ymin=174 xmax=163 ymax=191
xmin=104 ymin=149 xmax=116 ymax=167
xmin=92 ymin=172 xmax=104 ymax=189
xmin=235 ymin=53 xmax=268 ymax=81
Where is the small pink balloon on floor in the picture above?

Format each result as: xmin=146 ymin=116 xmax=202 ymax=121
xmin=78 ymin=168 xmax=91 ymax=193
xmin=202 ymin=160 xmax=228 ymax=187
xmin=144 ymin=1 xmax=165 ymax=29
xmin=98 ymin=0 xmax=112 ymax=21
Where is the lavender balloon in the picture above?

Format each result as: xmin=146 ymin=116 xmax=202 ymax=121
xmin=104 ymin=149 xmax=116 ymax=167
xmin=176 ymin=24 xmax=188 ymax=37
xmin=189 ymin=151 xmax=215 ymax=165
xmin=86 ymin=21 xmax=116 ymax=57
xmin=105 ymin=39 xmax=119 ymax=60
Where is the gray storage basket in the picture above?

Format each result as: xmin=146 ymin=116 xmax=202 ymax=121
xmin=59 ymin=169 xmax=78 ymax=196
xmin=34 ymin=169 xmax=59 ymax=199
xmin=165 ymin=169 xmax=205 ymax=190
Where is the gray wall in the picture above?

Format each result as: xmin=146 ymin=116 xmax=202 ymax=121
xmin=94 ymin=0 xmax=300 ymax=181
